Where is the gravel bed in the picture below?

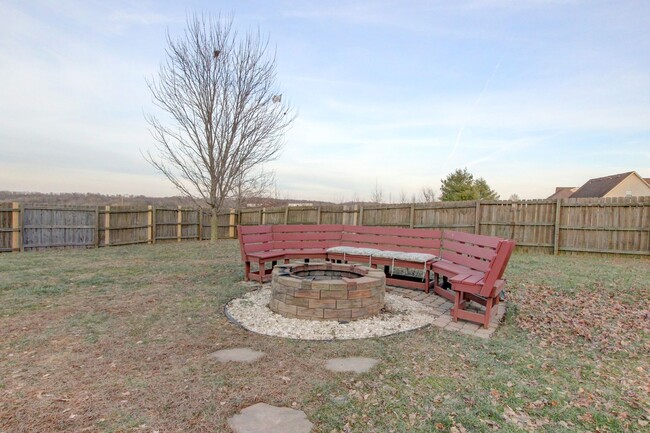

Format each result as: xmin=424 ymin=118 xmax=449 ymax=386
xmin=224 ymin=287 xmax=440 ymax=340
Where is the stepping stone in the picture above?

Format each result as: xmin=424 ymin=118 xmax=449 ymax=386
xmin=228 ymin=403 xmax=313 ymax=433
xmin=325 ymin=357 xmax=379 ymax=373
xmin=209 ymin=348 xmax=265 ymax=363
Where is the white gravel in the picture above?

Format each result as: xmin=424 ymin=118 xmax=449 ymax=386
xmin=224 ymin=287 xmax=440 ymax=340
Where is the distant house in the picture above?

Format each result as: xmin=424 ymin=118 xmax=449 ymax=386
xmin=569 ymin=171 xmax=650 ymax=198
xmin=547 ymin=187 xmax=577 ymax=200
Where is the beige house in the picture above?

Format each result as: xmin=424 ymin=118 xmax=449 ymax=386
xmin=569 ymin=171 xmax=650 ymax=198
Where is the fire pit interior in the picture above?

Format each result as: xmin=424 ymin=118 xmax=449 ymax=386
xmin=270 ymin=262 xmax=385 ymax=321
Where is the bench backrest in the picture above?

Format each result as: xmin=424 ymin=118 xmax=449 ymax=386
xmin=479 ymin=239 xmax=516 ymax=297
xmin=238 ymin=225 xmax=514 ymax=290
xmin=237 ymin=225 xmax=274 ymax=260
xmin=440 ymin=230 xmax=501 ymax=273
xmin=340 ymin=225 xmax=441 ymax=254
xmin=272 ymin=224 xmax=343 ymax=250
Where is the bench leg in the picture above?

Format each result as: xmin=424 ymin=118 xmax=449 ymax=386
xmin=484 ymin=297 xmax=494 ymax=329
xmin=245 ymin=262 xmax=251 ymax=281
xmin=424 ymin=269 xmax=430 ymax=294
xmin=258 ymin=260 xmax=266 ymax=283
xmin=452 ymin=291 xmax=461 ymax=322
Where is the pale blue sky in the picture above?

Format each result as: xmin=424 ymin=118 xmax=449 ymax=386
xmin=1 ymin=0 xmax=648 ymax=201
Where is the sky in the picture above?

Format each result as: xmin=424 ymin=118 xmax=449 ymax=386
xmin=1 ymin=0 xmax=649 ymax=202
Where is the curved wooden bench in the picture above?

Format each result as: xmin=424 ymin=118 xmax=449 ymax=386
xmin=237 ymin=224 xmax=515 ymax=327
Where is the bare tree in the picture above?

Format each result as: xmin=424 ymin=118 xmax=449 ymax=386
xmin=399 ymin=189 xmax=409 ymax=204
xmin=370 ymin=180 xmax=384 ymax=204
xmin=145 ymin=14 xmax=294 ymax=240
xmin=420 ymin=186 xmax=437 ymax=203
xmin=231 ymin=169 xmax=276 ymax=209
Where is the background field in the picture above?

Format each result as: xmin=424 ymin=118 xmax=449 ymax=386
xmin=1 ymin=241 xmax=648 ymax=432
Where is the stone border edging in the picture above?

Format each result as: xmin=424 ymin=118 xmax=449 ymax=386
xmin=223 ymin=288 xmax=433 ymax=342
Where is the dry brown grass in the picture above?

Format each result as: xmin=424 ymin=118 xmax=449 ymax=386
xmin=1 ymin=241 xmax=648 ymax=432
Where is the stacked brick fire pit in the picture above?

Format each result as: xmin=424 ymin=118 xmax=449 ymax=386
xmin=270 ymin=263 xmax=386 ymax=321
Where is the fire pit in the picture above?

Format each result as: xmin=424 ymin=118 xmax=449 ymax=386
xmin=270 ymin=263 xmax=386 ymax=321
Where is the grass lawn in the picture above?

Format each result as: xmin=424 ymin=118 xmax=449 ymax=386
xmin=1 ymin=240 xmax=648 ymax=432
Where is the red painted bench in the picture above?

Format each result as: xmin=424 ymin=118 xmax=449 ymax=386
xmin=430 ymin=231 xmax=516 ymax=327
xmin=238 ymin=224 xmax=342 ymax=283
xmin=449 ymin=240 xmax=515 ymax=328
xmin=237 ymin=224 xmax=515 ymax=327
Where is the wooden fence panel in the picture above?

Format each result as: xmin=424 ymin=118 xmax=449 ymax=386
xmin=559 ymin=197 xmax=650 ymax=255
xmin=362 ymin=205 xmax=411 ymax=227
xmin=22 ymin=206 xmax=96 ymax=250
xmin=239 ymin=209 xmax=262 ymax=226
xmin=201 ymin=210 xmax=211 ymax=240
xmin=319 ymin=205 xmax=358 ymax=225
xmin=196 ymin=210 xmax=233 ymax=239
xmin=262 ymin=207 xmax=285 ymax=225
xmin=478 ymin=200 xmax=556 ymax=251
xmin=155 ymin=208 xmax=179 ymax=241
xmin=180 ymin=209 xmax=200 ymax=240
xmin=413 ymin=202 xmax=476 ymax=231
xmin=287 ymin=207 xmax=318 ymax=224
xmin=0 ymin=203 xmax=15 ymax=252
xmin=98 ymin=206 xmax=149 ymax=247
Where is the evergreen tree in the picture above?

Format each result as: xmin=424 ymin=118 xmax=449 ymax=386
xmin=440 ymin=168 xmax=500 ymax=201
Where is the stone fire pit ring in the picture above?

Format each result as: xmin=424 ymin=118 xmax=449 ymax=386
xmin=270 ymin=262 xmax=386 ymax=321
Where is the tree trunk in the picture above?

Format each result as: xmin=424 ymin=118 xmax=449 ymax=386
xmin=210 ymin=207 xmax=219 ymax=242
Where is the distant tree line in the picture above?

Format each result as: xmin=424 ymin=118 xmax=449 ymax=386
xmin=0 ymin=191 xmax=296 ymax=208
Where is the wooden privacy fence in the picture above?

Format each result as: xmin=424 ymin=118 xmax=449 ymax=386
xmin=0 ymin=204 xmax=236 ymax=252
xmin=239 ymin=197 xmax=650 ymax=256
xmin=1 ymin=197 xmax=649 ymax=256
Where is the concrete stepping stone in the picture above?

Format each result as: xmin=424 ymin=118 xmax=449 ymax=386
xmin=227 ymin=403 xmax=313 ymax=433
xmin=209 ymin=348 xmax=265 ymax=363
xmin=325 ymin=357 xmax=379 ymax=373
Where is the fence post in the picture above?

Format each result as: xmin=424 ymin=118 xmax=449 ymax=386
xmin=316 ymin=206 xmax=322 ymax=225
xmin=358 ymin=205 xmax=363 ymax=226
xmin=553 ymin=199 xmax=562 ymax=255
xmin=284 ymin=206 xmax=289 ymax=224
xmin=196 ymin=209 xmax=201 ymax=241
xmin=261 ymin=208 xmax=266 ymax=225
xmin=409 ymin=204 xmax=415 ymax=229
xmin=93 ymin=207 xmax=99 ymax=248
xmin=147 ymin=205 xmax=154 ymax=244
xmin=474 ymin=201 xmax=481 ymax=234
xmin=11 ymin=202 xmax=21 ymax=252
xmin=104 ymin=205 xmax=111 ymax=247
xmin=229 ymin=209 xmax=236 ymax=238
xmin=177 ymin=206 xmax=182 ymax=242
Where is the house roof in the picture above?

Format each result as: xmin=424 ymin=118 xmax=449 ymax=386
xmin=547 ymin=187 xmax=577 ymax=200
xmin=570 ymin=172 xmax=634 ymax=198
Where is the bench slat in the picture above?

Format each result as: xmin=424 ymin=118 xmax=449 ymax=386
xmin=442 ymin=239 xmax=496 ymax=261
xmin=443 ymin=230 xmax=501 ymax=248
xmin=275 ymin=224 xmax=344 ymax=233
xmin=440 ymin=250 xmax=491 ymax=272
xmin=273 ymin=232 xmax=341 ymax=241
